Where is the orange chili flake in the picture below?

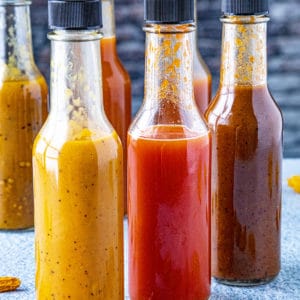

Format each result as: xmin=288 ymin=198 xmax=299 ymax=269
xmin=0 ymin=277 xmax=21 ymax=293
xmin=288 ymin=176 xmax=300 ymax=193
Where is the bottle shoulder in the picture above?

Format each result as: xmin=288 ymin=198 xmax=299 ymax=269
xmin=129 ymin=99 xmax=209 ymax=140
xmin=102 ymin=55 xmax=131 ymax=84
xmin=193 ymin=50 xmax=211 ymax=80
xmin=0 ymin=62 xmax=45 ymax=83
xmin=0 ymin=73 xmax=48 ymax=106
xmin=101 ymin=37 xmax=131 ymax=83
xmin=205 ymin=85 xmax=283 ymax=137
xmin=206 ymin=86 xmax=282 ymax=120
xmin=33 ymin=127 xmax=122 ymax=160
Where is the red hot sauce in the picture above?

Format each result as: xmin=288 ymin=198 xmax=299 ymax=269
xmin=128 ymin=5 xmax=211 ymax=297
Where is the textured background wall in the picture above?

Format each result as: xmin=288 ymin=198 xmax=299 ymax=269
xmin=32 ymin=0 xmax=300 ymax=157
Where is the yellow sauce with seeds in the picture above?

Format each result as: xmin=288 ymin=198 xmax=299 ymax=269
xmin=33 ymin=130 xmax=124 ymax=299
xmin=0 ymin=76 xmax=48 ymax=229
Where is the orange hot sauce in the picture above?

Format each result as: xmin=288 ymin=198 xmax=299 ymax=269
xmin=193 ymin=76 xmax=212 ymax=114
xmin=193 ymin=0 xmax=212 ymax=114
xmin=101 ymin=36 xmax=131 ymax=148
xmin=101 ymin=36 xmax=131 ymax=214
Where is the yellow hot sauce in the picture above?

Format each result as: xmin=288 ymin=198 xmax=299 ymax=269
xmin=0 ymin=76 xmax=48 ymax=229
xmin=33 ymin=129 xmax=124 ymax=299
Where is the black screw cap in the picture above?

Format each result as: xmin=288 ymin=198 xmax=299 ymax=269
xmin=222 ymin=0 xmax=269 ymax=16
xmin=145 ymin=0 xmax=194 ymax=24
xmin=48 ymin=0 xmax=102 ymax=30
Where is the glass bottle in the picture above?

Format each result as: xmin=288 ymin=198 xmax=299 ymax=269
xmin=128 ymin=0 xmax=211 ymax=299
xmin=101 ymin=0 xmax=131 ymax=214
xmin=0 ymin=0 xmax=48 ymax=230
xmin=193 ymin=0 xmax=212 ymax=114
xmin=205 ymin=0 xmax=282 ymax=286
xmin=33 ymin=0 xmax=123 ymax=298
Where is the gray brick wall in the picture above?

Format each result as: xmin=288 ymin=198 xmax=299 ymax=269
xmin=31 ymin=0 xmax=300 ymax=157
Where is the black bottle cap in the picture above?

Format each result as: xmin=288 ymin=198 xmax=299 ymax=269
xmin=145 ymin=0 xmax=194 ymax=24
xmin=48 ymin=0 xmax=102 ymax=30
xmin=222 ymin=0 xmax=269 ymax=16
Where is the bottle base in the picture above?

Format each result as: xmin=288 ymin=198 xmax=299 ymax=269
xmin=0 ymin=226 xmax=34 ymax=232
xmin=214 ymin=274 xmax=278 ymax=287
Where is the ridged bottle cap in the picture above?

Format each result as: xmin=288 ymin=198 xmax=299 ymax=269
xmin=145 ymin=0 xmax=194 ymax=24
xmin=48 ymin=0 xmax=102 ymax=30
xmin=222 ymin=0 xmax=269 ymax=16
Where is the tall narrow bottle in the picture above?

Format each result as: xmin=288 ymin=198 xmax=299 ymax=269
xmin=193 ymin=0 xmax=212 ymax=114
xmin=205 ymin=0 xmax=282 ymax=286
xmin=128 ymin=0 xmax=211 ymax=299
xmin=33 ymin=0 xmax=124 ymax=298
xmin=0 ymin=0 xmax=48 ymax=230
xmin=101 ymin=0 xmax=131 ymax=214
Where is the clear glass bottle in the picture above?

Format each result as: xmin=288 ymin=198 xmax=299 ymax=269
xmin=128 ymin=1 xmax=211 ymax=299
xmin=193 ymin=0 xmax=212 ymax=114
xmin=0 ymin=0 xmax=48 ymax=230
xmin=205 ymin=0 xmax=282 ymax=286
xmin=101 ymin=0 xmax=131 ymax=214
xmin=33 ymin=0 xmax=124 ymax=298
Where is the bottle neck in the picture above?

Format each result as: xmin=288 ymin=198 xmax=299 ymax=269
xmin=0 ymin=1 xmax=36 ymax=79
xmin=193 ymin=0 xmax=200 ymax=55
xmin=144 ymin=24 xmax=195 ymax=107
xmin=102 ymin=0 xmax=115 ymax=38
xmin=192 ymin=30 xmax=200 ymax=64
xmin=49 ymin=30 xmax=109 ymax=138
xmin=220 ymin=15 xmax=268 ymax=87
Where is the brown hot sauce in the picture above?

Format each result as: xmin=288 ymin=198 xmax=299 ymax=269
xmin=205 ymin=11 xmax=282 ymax=285
xmin=206 ymin=85 xmax=282 ymax=283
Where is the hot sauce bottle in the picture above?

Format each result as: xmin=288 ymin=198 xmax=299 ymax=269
xmin=33 ymin=0 xmax=124 ymax=298
xmin=193 ymin=0 xmax=212 ymax=114
xmin=101 ymin=0 xmax=131 ymax=214
xmin=128 ymin=0 xmax=211 ymax=299
xmin=0 ymin=0 xmax=48 ymax=230
xmin=205 ymin=0 xmax=282 ymax=286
